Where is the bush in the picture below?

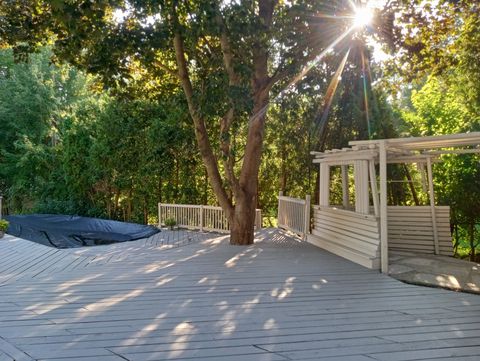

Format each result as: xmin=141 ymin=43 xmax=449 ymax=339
xmin=164 ymin=217 xmax=177 ymax=230
xmin=0 ymin=219 xmax=9 ymax=232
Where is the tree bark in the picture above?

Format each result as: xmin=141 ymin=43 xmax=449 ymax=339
xmin=404 ymin=165 xmax=420 ymax=205
xmin=229 ymin=94 xmax=268 ymax=245
xmin=172 ymin=30 xmax=234 ymax=220
xmin=230 ymin=192 xmax=257 ymax=245
xmin=469 ymin=222 xmax=476 ymax=262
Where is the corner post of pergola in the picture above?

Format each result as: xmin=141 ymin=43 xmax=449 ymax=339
xmin=426 ymin=156 xmax=440 ymax=255
xmin=378 ymin=140 xmax=388 ymax=274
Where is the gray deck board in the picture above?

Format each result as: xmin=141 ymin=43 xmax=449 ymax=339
xmin=0 ymin=229 xmax=479 ymax=360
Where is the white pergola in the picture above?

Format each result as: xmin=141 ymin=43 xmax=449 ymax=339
xmin=310 ymin=132 xmax=480 ymax=273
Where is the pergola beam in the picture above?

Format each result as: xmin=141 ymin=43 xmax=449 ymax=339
xmin=349 ymin=132 xmax=480 ymax=150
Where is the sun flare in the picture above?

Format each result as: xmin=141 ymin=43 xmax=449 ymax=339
xmin=353 ymin=7 xmax=373 ymax=28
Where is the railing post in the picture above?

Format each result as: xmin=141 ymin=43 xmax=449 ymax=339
xmin=200 ymin=205 xmax=204 ymax=232
xmin=304 ymin=195 xmax=311 ymax=240
xmin=158 ymin=203 xmax=161 ymax=228
xmin=277 ymin=191 xmax=283 ymax=227
xmin=0 ymin=195 xmax=2 ymax=220
xmin=255 ymin=209 xmax=262 ymax=230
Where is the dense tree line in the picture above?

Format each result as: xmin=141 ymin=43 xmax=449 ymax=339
xmin=0 ymin=46 xmax=381 ymax=223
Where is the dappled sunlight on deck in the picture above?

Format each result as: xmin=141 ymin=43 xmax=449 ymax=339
xmin=1 ymin=229 xmax=480 ymax=360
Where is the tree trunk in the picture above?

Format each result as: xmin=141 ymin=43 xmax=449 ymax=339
xmin=469 ymin=222 xmax=476 ymax=262
xmin=280 ymin=146 xmax=287 ymax=193
xmin=453 ymin=222 xmax=459 ymax=257
xmin=229 ymin=91 xmax=268 ymax=245
xmin=230 ymin=192 xmax=257 ymax=245
xmin=404 ymin=165 xmax=420 ymax=205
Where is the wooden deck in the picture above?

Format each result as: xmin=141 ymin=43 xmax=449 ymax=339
xmin=1 ymin=229 xmax=480 ymax=361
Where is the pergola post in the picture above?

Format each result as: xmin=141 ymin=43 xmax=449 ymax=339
xmin=426 ymin=157 xmax=440 ymax=255
xmin=341 ymin=165 xmax=349 ymax=208
xmin=319 ymin=163 xmax=330 ymax=207
xmin=354 ymin=160 xmax=369 ymax=214
xmin=379 ymin=141 xmax=388 ymax=274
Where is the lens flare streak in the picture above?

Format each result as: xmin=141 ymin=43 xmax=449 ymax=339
xmin=250 ymin=25 xmax=356 ymax=124
xmin=315 ymin=48 xmax=351 ymax=138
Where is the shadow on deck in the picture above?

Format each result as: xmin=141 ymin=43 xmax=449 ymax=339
xmin=0 ymin=228 xmax=479 ymax=360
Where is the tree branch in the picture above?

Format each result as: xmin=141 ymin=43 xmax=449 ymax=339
xmin=238 ymin=0 xmax=277 ymax=192
xmin=153 ymin=60 xmax=178 ymax=78
xmin=172 ymin=24 xmax=234 ymax=218
xmin=216 ymin=12 xmax=241 ymax=196
xmin=220 ymin=108 xmax=240 ymax=195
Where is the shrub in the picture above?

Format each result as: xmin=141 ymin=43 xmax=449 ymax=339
xmin=0 ymin=219 xmax=9 ymax=232
xmin=164 ymin=217 xmax=177 ymax=230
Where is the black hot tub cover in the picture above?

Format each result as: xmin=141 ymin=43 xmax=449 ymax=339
xmin=5 ymin=214 xmax=160 ymax=248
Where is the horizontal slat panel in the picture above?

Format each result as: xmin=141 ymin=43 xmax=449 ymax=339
xmin=314 ymin=220 xmax=379 ymax=245
xmin=315 ymin=209 xmax=378 ymax=227
xmin=312 ymin=207 xmax=380 ymax=263
xmin=387 ymin=205 xmax=452 ymax=255
xmin=312 ymin=229 xmax=379 ymax=256
xmin=314 ymin=213 xmax=379 ymax=233
xmin=314 ymin=206 xmax=377 ymax=221
xmin=387 ymin=205 xmax=450 ymax=211
xmin=307 ymin=234 xmax=379 ymax=269
xmin=388 ymin=225 xmax=450 ymax=232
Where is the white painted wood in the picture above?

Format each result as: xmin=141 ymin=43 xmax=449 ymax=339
xmin=426 ymin=148 xmax=480 ymax=155
xmin=354 ymin=160 xmax=369 ymax=214
xmin=158 ymin=203 xmax=262 ymax=234
xmin=309 ymin=206 xmax=380 ymax=269
xmin=277 ymin=195 xmax=310 ymax=238
xmin=319 ymin=163 xmax=330 ymax=207
xmin=349 ymin=131 xmax=480 ymax=149
xmin=304 ymin=195 xmax=311 ymax=240
xmin=379 ymin=140 xmax=388 ymax=274
xmin=307 ymin=234 xmax=380 ymax=269
xmin=426 ymin=157 xmax=440 ymax=255
xmin=369 ymin=160 xmax=379 ymax=217
xmin=313 ymin=149 xmax=378 ymax=162
xmin=255 ymin=209 xmax=262 ymax=230
xmin=387 ymin=206 xmax=451 ymax=256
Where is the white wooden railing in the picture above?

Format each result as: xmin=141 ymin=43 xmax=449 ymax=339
xmin=158 ymin=203 xmax=262 ymax=233
xmin=277 ymin=192 xmax=311 ymax=239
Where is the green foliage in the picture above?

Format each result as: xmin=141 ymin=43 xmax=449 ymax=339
xmin=164 ymin=217 xmax=177 ymax=230
xmin=0 ymin=48 xmax=210 ymax=223
xmin=397 ymin=71 xmax=480 ymax=261
xmin=0 ymin=219 xmax=9 ymax=232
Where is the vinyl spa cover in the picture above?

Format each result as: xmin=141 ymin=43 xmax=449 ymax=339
xmin=5 ymin=214 xmax=160 ymax=248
